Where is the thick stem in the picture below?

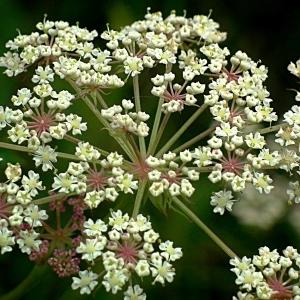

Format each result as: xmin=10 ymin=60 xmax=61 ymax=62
xmin=0 ymin=265 xmax=49 ymax=300
xmin=173 ymin=124 xmax=217 ymax=153
xmin=95 ymin=91 xmax=108 ymax=109
xmin=133 ymin=75 xmax=146 ymax=158
xmin=172 ymin=196 xmax=238 ymax=258
xmin=156 ymin=104 xmax=208 ymax=157
xmin=132 ymin=180 xmax=147 ymax=218
xmin=258 ymin=123 xmax=288 ymax=135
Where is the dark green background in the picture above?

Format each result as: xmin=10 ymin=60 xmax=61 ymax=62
xmin=0 ymin=0 xmax=300 ymax=299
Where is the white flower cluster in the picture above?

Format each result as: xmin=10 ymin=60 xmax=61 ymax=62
xmin=72 ymin=210 xmax=182 ymax=298
xmin=231 ymin=246 xmax=300 ymax=300
xmin=1 ymin=8 xmax=300 ymax=300
xmin=146 ymin=151 xmax=198 ymax=198
xmin=0 ymin=163 xmax=47 ymax=255
xmin=101 ymin=100 xmax=150 ymax=137
xmin=51 ymin=152 xmax=138 ymax=208
xmin=1 ymin=84 xmax=86 ymax=148
xmin=102 ymin=8 xmax=226 ymax=77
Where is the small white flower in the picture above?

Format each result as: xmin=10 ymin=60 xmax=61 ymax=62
xmin=210 ymin=190 xmax=235 ymax=215
xmin=71 ymin=270 xmax=98 ymax=295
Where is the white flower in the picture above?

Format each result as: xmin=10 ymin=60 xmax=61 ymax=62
xmin=32 ymin=65 xmax=54 ymax=84
xmin=17 ymin=230 xmax=41 ymax=254
xmin=288 ymin=59 xmax=300 ymax=78
xmin=116 ymin=173 xmax=138 ymax=194
xmin=5 ymin=163 xmax=22 ymax=182
xmin=124 ymin=285 xmax=146 ymax=300
xmin=108 ymin=210 xmax=129 ymax=231
xmin=84 ymin=190 xmax=105 ymax=208
xmin=135 ymin=260 xmax=150 ymax=277
xmin=210 ymin=190 xmax=235 ymax=215
xmin=151 ymin=259 xmax=175 ymax=285
xmin=124 ymin=56 xmax=143 ymax=76
xmin=252 ymin=173 xmax=273 ymax=194
xmin=287 ymin=181 xmax=300 ymax=204
xmin=159 ymin=240 xmax=182 ymax=261
xmin=149 ymin=182 xmax=164 ymax=197
xmin=102 ymin=269 xmax=128 ymax=294
xmin=23 ymin=204 xmax=48 ymax=227
xmin=245 ymin=133 xmax=266 ymax=149
xmin=83 ymin=218 xmax=108 ymax=237
xmin=0 ymin=227 xmax=15 ymax=254
xmin=33 ymin=145 xmax=57 ymax=171
xmin=21 ymin=170 xmax=44 ymax=196
xmin=71 ymin=270 xmax=98 ymax=294
xmin=76 ymin=238 xmax=107 ymax=261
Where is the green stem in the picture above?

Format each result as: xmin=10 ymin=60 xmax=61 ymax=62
xmin=83 ymin=94 xmax=138 ymax=162
xmin=64 ymin=134 xmax=109 ymax=156
xmin=258 ymin=123 xmax=288 ymax=135
xmin=95 ymin=91 xmax=108 ymax=108
xmin=0 ymin=142 xmax=98 ymax=164
xmin=0 ymin=265 xmax=48 ymax=300
xmin=173 ymin=124 xmax=217 ymax=153
xmin=150 ymin=113 xmax=170 ymax=155
xmin=147 ymin=97 xmax=164 ymax=156
xmin=33 ymin=192 xmax=71 ymax=205
xmin=172 ymin=196 xmax=238 ymax=258
xmin=156 ymin=104 xmax=208 ymax=157
xmin=132 ymin=180 xmax=147 ymax=218
xmin=147 ymin=64 xmax=172 ymax=156
xmin=133 ymin=75 xmax=146 ymax=158
xmin=67 ymin=79 xmax=137 ymax=162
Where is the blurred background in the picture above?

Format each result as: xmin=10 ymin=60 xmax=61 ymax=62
xmin=0 ymin=0 xmax=300 ymax=299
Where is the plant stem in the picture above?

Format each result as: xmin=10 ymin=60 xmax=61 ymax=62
xmin=0 ymin=265 xmax=49 ymax=300
xmin=64 ymin=134 xmax=109 ymax=156
xmin=0 ymin=142 xmax=100 ymax=164
xmin=95 ymin=91 xmax=108 ymax=108
xmin=67 ymin=79 xmax=137 ymax=162
xmin=147 ymin=64 xmax=172 ymax=156
xmin=132 ymin=180 xmax=147 ymax=218
xmin=172 ymin=196 xmax=238 ymax=258
xmin=258 ymin=123 xmax=288 ymax=135
xmin=156 ymin=104 xmax=208 ymax=157
xmin=33 ymin=193 xmax=71 ymax=205
xmin=150 ymin=113 xmax=170 ymax=155
xmin=173 ymin=124 xmax=217 ymax=153
xmin=133 ymin=75 xmax=146 ymax=158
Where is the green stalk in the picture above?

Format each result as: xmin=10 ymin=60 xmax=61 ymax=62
xmin=173 ymin=125 xmax=217 ymax=153
xmin=64 ymin=134 xmax=109 ymax=156
xmin=132 ymin=180 xmax=147 ymax=218
xmin=147 ymin=97 xmax=165 ymax=156
xmin=133 ymin=75 xmax=146 ymax=158
xmin=172 ymin=196 xmax=237 ymax=258
xmin=258 ymin=123 xmax=288 ymax=135
xmin=0 ymin=265 xmax=48 ymax=300
xmin=67 ymin=79 xmax=137 ymax=162
xmin=82 ymin=94 xmax=138 ymax=162
xmin=33 ymin=192 xmax=72 ymax=205
xmin=156 ymin=104 xmax=208 ymax=157
xmin=95 ymin=91 xmax=108 ymax=108
xmin=0 ymin=142 xmax=100 ymax=164
xmin=149 ymin=113 xmax=170 ymax=155
xmin=147 ymin=64 xmax=172 ymax=156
